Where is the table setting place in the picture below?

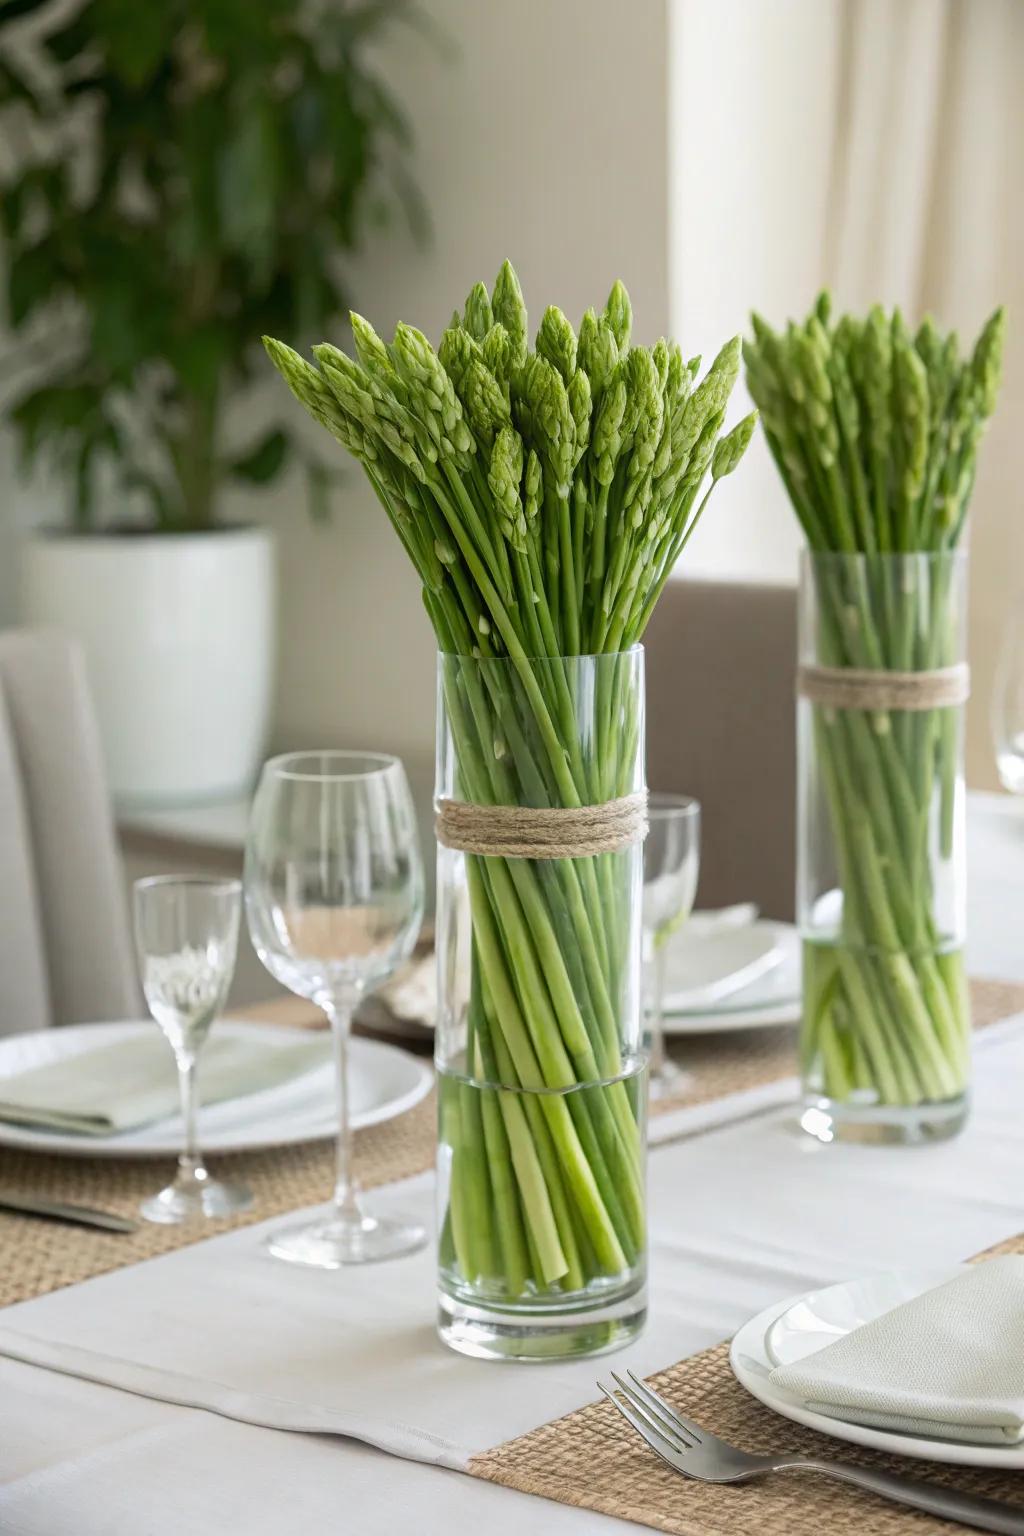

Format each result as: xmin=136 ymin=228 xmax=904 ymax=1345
xmin=4 ymin=265 xmax=1024 ymax=1536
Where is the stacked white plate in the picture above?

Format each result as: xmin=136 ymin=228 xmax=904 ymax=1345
xmin=730 ymin=1268 xmax=1024 ymax=1468
xmin=0 ymin=1021 xmax=432 ymax=1158
xmin=354 ymin=912 xmax=804 ymax=1042
xmin=662 ymin=911 xmax=802 ymax=1034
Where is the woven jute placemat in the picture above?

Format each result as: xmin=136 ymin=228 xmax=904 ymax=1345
xmin=1 ymin=977 xmax=1020 ymax=1310
xmin=469 ymin=1233 xmax=1024 ymax=1534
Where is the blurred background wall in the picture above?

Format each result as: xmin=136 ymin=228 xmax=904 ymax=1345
xmin=2 ymin=0 xmax=1020 ymax=791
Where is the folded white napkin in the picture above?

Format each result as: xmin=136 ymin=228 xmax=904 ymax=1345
xmin=377 ymin=953 xmax=436 ymax=1027
xmin=0 ymin=1033 xmax=331 ymax=1136
xmin=770 ymin=1257 xmax=1024 ymax=1444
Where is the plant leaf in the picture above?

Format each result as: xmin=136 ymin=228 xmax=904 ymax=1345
xmin=0 ymin=0 xmax=51 ymax=24
xmin=121 ymin=465 xmax=173 ymax=527
xmin=227 ymin=428 xmax=289 ymax=484
xmin=305 ymin=457 xmax=336 ymax=523
xmin=7 ymin=236 xmax=66 ymax=326
xmin=39 ymin=10 xmax=93 ymax=66
xmin=89 ymin=0 xmax=175 ymax=88
xmin=0 ymin=54 xmax=42 ymax=110
xmin=166 ymin=327 xmax=231 ymax=405
xmin=217 ymin=93 xmax=280 ymax=278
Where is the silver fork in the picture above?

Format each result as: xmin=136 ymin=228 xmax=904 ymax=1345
xmin=599 ymin=1369 xmax=1024 ymax=1536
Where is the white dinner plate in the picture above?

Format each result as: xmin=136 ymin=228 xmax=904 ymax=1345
xmin=663 ymin=999 xmax=803 ymax=1036
xmin=0 ymin=1021 xmax=432 ymax=1158
xmin=663 ymin=920 xmax=802 ymax=1034
xmin=662 ymin=924 xmax=782 ymax=1012
xmin=730 ymin=1267 xmax=1024 ymax=1467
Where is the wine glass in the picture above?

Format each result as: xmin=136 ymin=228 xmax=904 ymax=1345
xmin=642 ymin=794 xmax=701 ymax=1098
xmin=993 ymin=602 xmax=1024 ymax=793
xmin=133 ymin=875 xmax=252 ymax=1224
xmin=244 ymin=750 xmax=425 ymax=1267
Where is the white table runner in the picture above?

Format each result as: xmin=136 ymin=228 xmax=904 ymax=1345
xmin=2 ymin=1015 xmax=1024 ymax=1493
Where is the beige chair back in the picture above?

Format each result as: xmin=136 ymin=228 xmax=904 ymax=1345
xmin=644 ymin=578 xmax=797 ymax=920
xmin=0 ymin=629 xmax=139 ymax=1033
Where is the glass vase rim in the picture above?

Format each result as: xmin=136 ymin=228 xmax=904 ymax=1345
xmin=436 ymin=643 xmax=644 ymax=664
xmin=133 ymin=874 xmax=242 ymax=899
xmin=800 ymin=548 xmax=968 ymax=568
xmin=259 ymin=749 xmax=403 ymax=783
xmin=647 ymin=792 xmax=701 ymax=821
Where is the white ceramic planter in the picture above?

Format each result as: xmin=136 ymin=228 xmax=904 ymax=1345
xmin=21 ymin=526 xmax=276 ymax=807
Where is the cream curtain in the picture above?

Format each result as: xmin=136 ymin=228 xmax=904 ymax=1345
xmin=672 ymin=0 xmax=1023 ymax=788
xmin=826 ymin=0 xmax=1024 ymax=786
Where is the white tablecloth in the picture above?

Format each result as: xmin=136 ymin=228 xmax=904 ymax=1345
xmin=1 ymin=792 xmax=1023 ymax=1534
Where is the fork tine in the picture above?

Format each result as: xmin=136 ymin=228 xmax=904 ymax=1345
xmin=612 ymin=1372 xmax=695 ymax=1451
xmin=626 ymin=1369 xmax=709 ymax=1446
xmin=599 ymin=1382 xmax=685 ymax=1465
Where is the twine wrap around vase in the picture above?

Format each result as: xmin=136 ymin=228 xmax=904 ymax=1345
xmin=797 ymin=662 xmax=970 ymax=713
xmin=435 ymin=791 xmax=648 ymax=860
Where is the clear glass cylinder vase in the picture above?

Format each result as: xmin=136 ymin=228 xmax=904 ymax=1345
xmin=798 ymin=551 xmax=969 ymax=1145
xmin=434 ymin=648 xmax=647 ymax=1361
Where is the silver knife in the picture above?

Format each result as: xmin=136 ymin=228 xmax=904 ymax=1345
xmin=0 ymin=1191 xmax=138 ymax=1233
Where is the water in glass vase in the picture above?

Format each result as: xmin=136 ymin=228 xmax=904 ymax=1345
xmin=436 ymin=1056 xmax=648 ymax=1362
xmin=800 ymin=935 xmax=970 ymax=1145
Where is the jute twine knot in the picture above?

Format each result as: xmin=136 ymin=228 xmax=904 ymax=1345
xmin=798 ymin=663 xmax=969 ymax=713
xmin=435 ymin=791 xmax=648 ymax=860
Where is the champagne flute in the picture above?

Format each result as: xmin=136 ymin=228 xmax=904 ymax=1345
xmin=134 ymin=875 xmax=252 ymax=1223
xmin=244 ymin=750 xmax=425 ymax=1267
xmin=642 ymin=794 xmax=701 ymax=1097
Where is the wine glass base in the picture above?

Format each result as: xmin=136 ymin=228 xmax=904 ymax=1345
xmin=140 ymin=1177 xmax=254 ymax=1225
xmin=265 ymin=1211 xmax=427 ymax=1268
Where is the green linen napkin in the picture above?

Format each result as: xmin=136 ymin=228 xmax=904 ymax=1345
xmin=769 ymin=1258 xmax=1024 ymax=1444
xmin=0 ymin=1032 xmax=332 ymax=1137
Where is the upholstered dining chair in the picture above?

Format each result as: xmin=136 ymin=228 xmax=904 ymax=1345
xmin=644 ymin=577 xmax=798 ymax=921
xmin=0 ymin=628 xmax=139 ymax=1035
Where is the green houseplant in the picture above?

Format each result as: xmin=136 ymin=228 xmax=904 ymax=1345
xmin=2 ymin=0 xmax=426 ymax=526
xmin=1 ymin=0 xmax=426 ymax=802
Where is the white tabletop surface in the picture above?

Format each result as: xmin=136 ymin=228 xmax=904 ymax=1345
xmin=2 ymin=790 xmax=1023 ymax=1535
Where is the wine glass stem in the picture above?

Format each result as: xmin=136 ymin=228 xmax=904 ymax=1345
xmin=176 ymin=1054 xmax=203 ymax=1179
xmin=648 ymin=945 xmax=669 ymax=1079
xmin=326 ymin=1001 xmax=361 ymax=1222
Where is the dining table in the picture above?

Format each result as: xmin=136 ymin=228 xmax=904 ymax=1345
xmin=1 ymin=788 xmax=1023 ymax=1536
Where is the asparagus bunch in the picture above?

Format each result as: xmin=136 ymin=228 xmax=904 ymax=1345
xmin=745 ymin=297 xmax=1004 ymax=1113
xmin=265 ymin=264 xmax=754 ymax=1309
xmin=266 ymin=265 xmax=755 ymax=666
xmin=745 ymin=293 xmax=1004 ymax=557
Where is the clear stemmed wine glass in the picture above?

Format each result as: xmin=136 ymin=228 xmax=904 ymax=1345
xmin=642 ymin=794 xmax=701 ymax=1098
xmin=133 ymin=875 xmax=252 ymax=1223
xmin=993 ymin=602 xmax=1024 ymax=793
xmin=244 ymin=750 xmax=425 ymax=1267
